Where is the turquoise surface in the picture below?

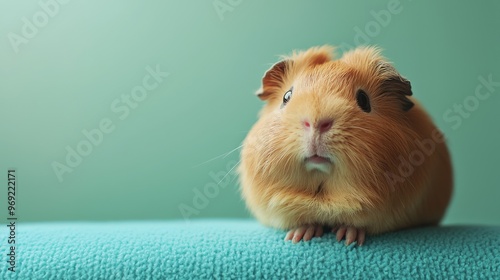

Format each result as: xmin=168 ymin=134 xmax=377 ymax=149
xmin=1 ymin=220 xmax=499 ymax=279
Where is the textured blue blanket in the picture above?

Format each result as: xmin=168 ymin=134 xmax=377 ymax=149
xmin=1 ymin=220 xmax=499 ymax=279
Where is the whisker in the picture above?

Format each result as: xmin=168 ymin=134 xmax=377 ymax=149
xmin=218 ymin=159 xmax=241 ymax=185
xmin=191 ymin=144 xmax=243 ymax=168
xmin=223 ymin=144 xmax=244 ymax=159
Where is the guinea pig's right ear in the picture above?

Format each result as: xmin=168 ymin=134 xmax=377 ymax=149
xmin=256 ymin=46 xmax=334 ymax=100
xmin=256 ymin=60 xmax=291 ymax=101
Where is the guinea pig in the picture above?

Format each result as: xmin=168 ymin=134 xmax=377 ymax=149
xmin=238 ymin=45 xmax=453 ymax=246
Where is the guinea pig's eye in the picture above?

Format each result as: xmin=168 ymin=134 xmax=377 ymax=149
xmin=356 ymin=90 xmax=371 ymax=113
xmin=282 ymin=87 xmax=293 ymax=106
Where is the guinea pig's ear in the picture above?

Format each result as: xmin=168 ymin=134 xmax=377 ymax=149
xmin=377 ymin=62 xmax=414 ymax=112
xmin=256 ymin=60 xmax=291 ymax=100
xmin=341 ymin=46 xmax=414 ymax=111
xmin=256 ymin=45 xmax=334 ymax=101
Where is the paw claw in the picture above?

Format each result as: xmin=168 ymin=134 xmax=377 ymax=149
xmin=336 ymin=227 xmax=347 ymax=242
xmin=285 ymin=225 xmax=324 ymax=243
xmin=332 ymin=226 xmax=366 ymax=246
xmin=284 ymin=230 xmax=295 ymax=241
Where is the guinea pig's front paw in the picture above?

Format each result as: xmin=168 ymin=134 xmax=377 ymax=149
xmin=284 ymin=225 xmax=324 ymax=243
xmin=332 ymin=226 xmax=366 ymax=246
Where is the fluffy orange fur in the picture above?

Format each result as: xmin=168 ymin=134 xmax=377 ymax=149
xmin=238 ymin=45 xmax=453 ymax=235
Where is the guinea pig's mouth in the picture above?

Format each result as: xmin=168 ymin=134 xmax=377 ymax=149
xmin=305 ymin=155 xmax=331 ymax=164
xmin=304 ymin=155 xmax=332 ymax=173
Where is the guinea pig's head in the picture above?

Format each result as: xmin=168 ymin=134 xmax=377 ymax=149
xmin=243 ymin=46 xmax=418 ymax=192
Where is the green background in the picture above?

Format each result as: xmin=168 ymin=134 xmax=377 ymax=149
xmin=0 ymin=1 xmax=498 ymax=225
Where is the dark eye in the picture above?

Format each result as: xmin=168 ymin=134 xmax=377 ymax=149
xmin=282 ymin=87 xmax=293 ymax=105
xmin=356 ymin=90 xmax=371 ymax=112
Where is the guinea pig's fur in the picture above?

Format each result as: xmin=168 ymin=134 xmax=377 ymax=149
xmin=238 ymin=46 xmax=453 ymax=241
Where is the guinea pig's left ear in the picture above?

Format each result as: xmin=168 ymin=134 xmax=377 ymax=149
xmin=378 ymin=62 xmax=414 ymax=112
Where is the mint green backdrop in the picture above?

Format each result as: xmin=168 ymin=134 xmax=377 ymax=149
xmin=1 ymin=1 xmax=498 ymax=225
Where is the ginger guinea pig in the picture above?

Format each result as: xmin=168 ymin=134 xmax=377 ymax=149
xmin=238 ymin=46 xmax=453 ymax=246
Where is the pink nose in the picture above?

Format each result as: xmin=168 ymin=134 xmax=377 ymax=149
xmin=318 ymin=119 xmax=333 ymax=133
xmin=303 ymin=119 xmax=333 ymax=133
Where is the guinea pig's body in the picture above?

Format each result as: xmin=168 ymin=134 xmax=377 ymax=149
xmin=238 ymin=46 xmax=453 ymax=245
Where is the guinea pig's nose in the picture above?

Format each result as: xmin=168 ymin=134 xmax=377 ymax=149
xmin=303 ymin=120 xmax=311 ymax=129
xmin=317 ymin=119 xmax=333 ymax=133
